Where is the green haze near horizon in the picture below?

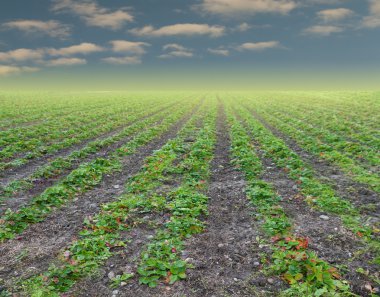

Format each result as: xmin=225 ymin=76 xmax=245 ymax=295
xmin=1 ymin=67 xmax=379 ymax=91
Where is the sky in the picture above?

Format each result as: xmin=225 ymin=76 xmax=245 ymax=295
xmin=0 ymin=0 xmax=379 ymax=90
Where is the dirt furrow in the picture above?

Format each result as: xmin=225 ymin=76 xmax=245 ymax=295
xmin=0 ymin=104 xmax=199 ymax=289
xmin=143 ymin=103 xmax=273 ymax=297
xmin=237 ymin=112 xmax=379 ymax=296
xmin=67 ymin=102 xmax=267 ymax=297
xmin=70 ymin=116 xmax=209 ymax=297
xmin=0 ymin=102 xmax=179 ymax=183
xmin=0 ymin=116 xmax=169 ymax=215
xmin=71 ymin=212 xmax=166 ymax=297
xmin=1 ymin=123 xmax=125 ymax=182
xmin=0 ymin=100 xmax=116 ymax=132
xmin=0 ymin=119 xmax=44 ymax=132
xmin=277 ymin=109 xmax=377 ymax=162
xmin=245 ymin=106 xmax=380 ymax=220
xmin=262 ymin=154 xmax=378 ymax=295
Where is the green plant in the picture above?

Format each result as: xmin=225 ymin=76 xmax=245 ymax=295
xmin=110 ymin=273 xmax=134 ymax=288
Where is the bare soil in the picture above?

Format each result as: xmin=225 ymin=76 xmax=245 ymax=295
xmin=91 ymin=103 xmax=282 ymax=297
xmin=0 ymin=103 xmax=180 ymax=215
xmin=1 ymin=102 xmax=378 ymax=297
xmin=0 ymin=104 xmax=198 ymax=290
xmin=0 ymin=102 xmax=178 ymax=183
xmin=239 ymin=109 xmax=379 ymax=296
xmin=247 ymin=107 xmax=380 ymax=222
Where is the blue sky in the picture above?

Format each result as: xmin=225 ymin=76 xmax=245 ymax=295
xmin=0 ymin=0 xmax=379 ymax=89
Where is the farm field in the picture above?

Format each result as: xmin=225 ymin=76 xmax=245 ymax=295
xmin=0 ymin=91 xmax=379 ymax=297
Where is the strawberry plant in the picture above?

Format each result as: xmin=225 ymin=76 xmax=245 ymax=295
xmin=0 ymin=103 xmax=197 ymax=242
xmin=227 ymin=107 xmax=354 ymax=296
xmin=16 ymin=102 xmax=211 ymax=295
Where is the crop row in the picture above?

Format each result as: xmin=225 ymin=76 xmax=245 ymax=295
xmin=226 ymin=105 xmax=354 ymax=296
xmin=258 ymin=91 xmax=379 ymax=129
xmin=137 ymin=104 xmax=216 ymax=288
xmin=269 ymin=106 xmax=380 ymax=150
xmin=0 ymin=92 xmax=151 ymax=128
xmin=0 ymin=92 xmax=194 ymax=130
xmin=233 ymin=103 xmax=380 ymax=278
xmin=0 ymin=99 xmax=177 ymax=167
xmin=255 ymin=106 xmax=379 ymax=167
xmin=246 ymin=104 xmax=380 ymax=193
xmin=11 ymin=100 xmax=216 ymax=296
xmin=302 ymin=97 xmax=376 ymax=133
xmin=0 ymin=94 xmax=109 ymax=128
xmin=0 ymin=99 xmax=199 ymax=242
xmin=0 ymin=98 xmax=141 ymax=147
xmin=0 ymin=101 xmax=180 ymax=198
xmin=233 ymin=104 xmax=379 ymax=261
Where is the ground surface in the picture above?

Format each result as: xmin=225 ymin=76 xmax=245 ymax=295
xmin=0 ymin=91 xmax=379 ymax=297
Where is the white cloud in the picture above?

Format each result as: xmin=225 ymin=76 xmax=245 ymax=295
xmin=317 ymin=8 xmax=353 ymax=21
xmin=45 ymin=57 xmax=87 ymax=66
xmin=237 ymin=41 xmax=281 ymax=51
xmin=130 ymin=23 xmax=225 ymax=37
xmin=0 ymin=65 xmax=39 ymax=76
xmin=0 ymin=48 xmax=44 ymax=62
xmin=3 ymin=20 xmax=70 ymax=39
xmin=88 ymin=11 xmax=133 ymax=29
xmin=0 ymin=43 xmax=103 ymax=67
xmin=207 ymin=48 xmax=230 ymax=56
xmin=163 ymin=44 xmax=187 ymax=51
xmin=303 ymin=25 xmax=343 ymax=35
xmin=362 ymin=15 xmax=380 ymax=28
xmin=369 ymin=0 xmax=380 ymax=15
xmin=159 ymin=51 xmax=194 ymax=59
xmin=47 ymin=43 xmax=104 ymax=56
xmin=235 ymin=22 xmax=252 ymax=32
xmin=195 ymin=0 xmax=297 ymax=15
xmin=159 ymin=44 xmax=194 ymax=59
xmin=110 ymin=40 xmax=150 ymax=54
xmin=362 ymin=0 xmax=380 ymax=28
xmin=102 ymin=56 xmax=142 ymax=65
xmin=0 ymin=42 xmax=106 ymax=73
xmin=52 ymin=0 xmax=133 ymax=30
